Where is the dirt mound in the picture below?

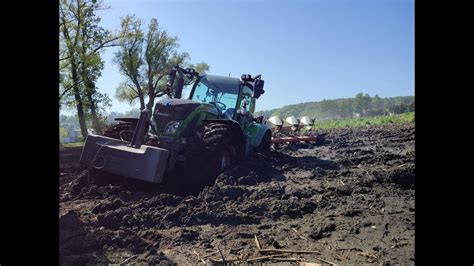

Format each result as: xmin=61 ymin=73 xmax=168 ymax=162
xmin=59 ymin=123 xmax=415 ymax=264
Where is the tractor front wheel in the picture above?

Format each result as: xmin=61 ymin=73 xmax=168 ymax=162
xmin=200 ymin=122 xmax=245 ymax=176
xmin=164 ymin=122 xmax=243 ymax=192
xmin=217 ymin=144 xmax=235 ymax=172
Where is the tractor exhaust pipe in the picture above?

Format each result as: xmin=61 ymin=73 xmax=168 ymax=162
xmin=174 ymin=75 xmax=185 ymax=99
xmin=130 ymin=109 xmax=150 ymax=148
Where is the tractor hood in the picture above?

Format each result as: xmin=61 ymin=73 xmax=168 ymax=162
xmin=156 ymin=98 xmax=201 ymax=108
xmin=153 ymin=98 xmax=201 ymax=133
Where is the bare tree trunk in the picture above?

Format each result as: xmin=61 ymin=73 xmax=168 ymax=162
xmin=85 ymin=87 xmax=100 ymax=133
xmin=81 ymin=64 xmax=101 ymax=133
xmin=146 ymin=80 xmax=155 ymax=113
xmin=132 ymin=78 xmax=146 ymax=110
xmin=138 ymin=93 xmax=146 ymax=111
xmin=145 ymin=73 xmax=166 ymax=113
xmin=146 ymin=96 xmax=154 ymax=113
xmin=71 ymin=59 xmax=88 ymax=138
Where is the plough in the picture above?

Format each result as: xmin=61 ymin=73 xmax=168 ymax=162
xmin=266 ymin=115 xmax=318 ymax=145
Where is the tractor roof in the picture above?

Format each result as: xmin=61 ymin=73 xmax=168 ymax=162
xmin=200 ymin=74 xmax=241 ymax=94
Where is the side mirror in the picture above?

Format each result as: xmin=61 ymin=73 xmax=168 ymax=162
xmin=252 ymin=79 xmax=265 ymax=99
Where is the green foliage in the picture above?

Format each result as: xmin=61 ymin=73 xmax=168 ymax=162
xmin=60 ymin=113 xmax=80 ymax=128
xmin=61 ymin=111 xmax=125 ymax=128
xmin=114 ymin=15 xmax=208 ymax=111
xmin=189 ymin=62 xmax=210 ymax=74
xmin=62 ymin=142 xmax=85 ymax=148
xmin=115 ymin=82 xmax=140 ymax=105
xmin=59 ymin=127 xmax=69 ymax=138
xmin=60 ymin=0 xmax=134 ymax=135
xmin=105 ymin=109 xmax=141 ymax=124
xmin=60 ymin=0 xmax=109 ymax=106
xmin=257 ymin=93 xmax=414 ymax=121
xmin=314 ymin=112 xmax=414 ymax=129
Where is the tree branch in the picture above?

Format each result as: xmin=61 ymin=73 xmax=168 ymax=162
xmin=153 ymin=75 xmax=164 ymax=91
xmin=59 ymin=79 xmax=84 ymax=101
xmin=126 ymin=84 xmax=139 ymax=95
xmin=93 ymin=35 xmax=126 ymax=53
xmin=59 ymin=55 xmax=71 ymax=61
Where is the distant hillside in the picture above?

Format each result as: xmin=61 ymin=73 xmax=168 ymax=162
xmin=256 ymin=93 xmax=414 ymax=120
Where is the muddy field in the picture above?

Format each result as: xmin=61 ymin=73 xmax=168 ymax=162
xmin=59 ymin=123 xmax=415 ymax=265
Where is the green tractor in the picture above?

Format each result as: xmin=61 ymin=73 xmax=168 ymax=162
xmin=80 ymin=66 xmax=271 ymax=183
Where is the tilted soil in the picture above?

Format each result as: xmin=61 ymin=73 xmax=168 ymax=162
xmin=59 ymin=123 xmax=415 ymax=265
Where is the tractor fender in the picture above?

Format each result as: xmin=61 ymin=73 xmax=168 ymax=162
xmin=202 ymin=119 xmax=243 ymax=135
xmin=244 ymin=123 xmax=271 ymax=148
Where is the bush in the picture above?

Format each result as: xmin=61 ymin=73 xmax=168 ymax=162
xmin=314 ymin=112 xmax=414 ymax=129
xmin=59 ymin=127 xmax=69 ymax=138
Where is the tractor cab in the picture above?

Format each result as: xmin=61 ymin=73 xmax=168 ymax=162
xmin=186 ymin=73 xmax=264 ymax=127
xmin=188 ymin=74 xmax=241 ymax=119
xmin=189 ymin=75 xmax=263 ymax=119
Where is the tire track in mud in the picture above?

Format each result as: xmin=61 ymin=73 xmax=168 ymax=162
xmin=59 ymin=123 xmax=414 ymax=265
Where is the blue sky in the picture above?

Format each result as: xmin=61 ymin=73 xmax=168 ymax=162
xmin=87 ymin=0 xmax=414 ymax=114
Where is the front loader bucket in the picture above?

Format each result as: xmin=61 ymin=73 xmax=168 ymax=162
xmin=79 ymin=134 xmax=170 ymax=183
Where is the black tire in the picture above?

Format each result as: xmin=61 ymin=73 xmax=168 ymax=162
xmin=202 ymin=122 xmax=245 ymax=161
xmin=257 ymin=130 xmax=272 ymax=153
xmin=202 ymin=123 xmax=240 ymax=171
xmin=192 ymin=123 xmax=243 ymax=178
xmin=213 ymin=143 xmax=235 ymax=172
xmin=163 ymin=122 xmax=243 ymax=192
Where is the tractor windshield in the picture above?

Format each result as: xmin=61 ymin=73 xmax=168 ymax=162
xmin=190 ymin=75 xmax=240 ymax=118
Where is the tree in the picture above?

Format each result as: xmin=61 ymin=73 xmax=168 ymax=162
xmin=60 ymin=127 xmax=69 ymax=139
xmin=77 ymin=14 xmax=111 ymax=133
xmin=372 ymin=94 xmax=383 ymax=112
xmin=382 ymin=98 xmax=392 ymax=114
xmin=361 ymin=93 xmax=372 ymax=115
xmin=114 ymin=16 xmax=209 ymax=112
xmin=353 ymin=93 xmax=364 ymax=115
xmin=338 ymin=98 xmax=353 ymax=119
xmin=60 ymin=0 xmax=131 ymax=137
xmin=60 ymin=0 xmax=89 ymax=137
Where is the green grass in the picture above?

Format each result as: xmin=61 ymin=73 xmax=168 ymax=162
xmin=61 ymin=141 xmax=85 ymax=148
xmin=314 ymin=112 xmax=414 ymax=130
